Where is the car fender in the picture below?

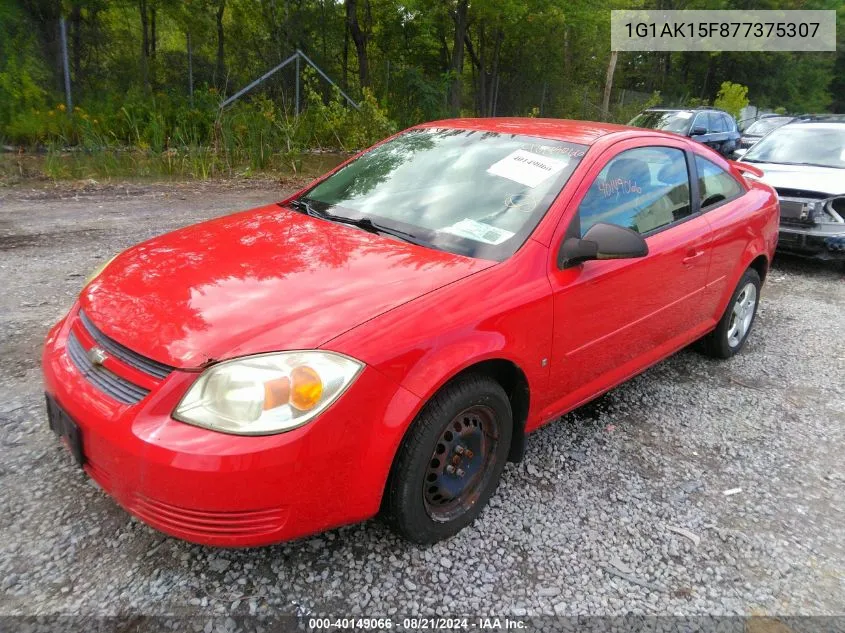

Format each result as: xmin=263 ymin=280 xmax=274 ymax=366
xmin=397 ymin=333 xmax=538 ymax=405
xmin=323 ymin=240 xmax=554 ymax=471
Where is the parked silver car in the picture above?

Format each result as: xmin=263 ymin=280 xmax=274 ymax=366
xmin=740 ymin=117 xmax=845 ymax=261
xmin=737 ymin=115 xmax=793 ymax=151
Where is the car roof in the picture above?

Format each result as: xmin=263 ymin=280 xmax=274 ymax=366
xmin=643 ymin=107 xmax=728 ymax=114
xmin=418 ymin=117 xmax=645 ymax=146
xmin=782 ymin=120 xmax=845 ymax=130
xmin=792 ymin=114 xmax=845 ymax=124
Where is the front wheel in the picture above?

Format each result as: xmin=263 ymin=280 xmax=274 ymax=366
xmin=385 ymin=374 xmax=512 ymax=544
xmin=700 ymin=268 xmax=761 ymax=358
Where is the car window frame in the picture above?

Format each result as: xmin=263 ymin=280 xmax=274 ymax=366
xmin=690 ymin=112 xmax=709 ymax=135
xmin=549 ymin=137 xmax=753 ymax=273
xmin=691 ymin=151 xmax=746 ymax=213
xmin=711 ymin=113 xmax=727 ymax=134
xmin=561 ymin=141 xmax=702 ymax=245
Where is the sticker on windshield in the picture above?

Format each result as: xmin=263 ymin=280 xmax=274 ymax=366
xmin=442 ymin=219 xmax=515 ymax=245
xmin=675 ymin=112 xmax=692 ymax=119
xmin=487 ymin=150 xmax=568 ymax=188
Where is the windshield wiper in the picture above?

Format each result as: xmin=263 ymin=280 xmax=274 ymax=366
xmin=288 ymin=199 xmax=428 ymax=246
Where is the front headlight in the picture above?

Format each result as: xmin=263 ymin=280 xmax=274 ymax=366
xmin=817 ymin=196 xmax=845 ymax=225
xmin=84 ymin=254 xmax=118 ymax=285
xmin=173 ymin=351 xmax=363 ymax=435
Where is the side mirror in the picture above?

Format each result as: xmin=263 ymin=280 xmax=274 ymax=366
xmin=691 ymin=125 xmax=707 ymax=136
xmin=558 ymin=223 xmax=649 ymax=269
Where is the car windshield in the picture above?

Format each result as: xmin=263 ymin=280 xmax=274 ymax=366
xmin=744 ymin=117 xmax=791 ymax=136
xmin=302 ymin=128 xmax=587 ymax=260
xmin=628 ymin=111 xmax=693 ymax=134
xmin=743 ymin=125 xmax=845 ymax=169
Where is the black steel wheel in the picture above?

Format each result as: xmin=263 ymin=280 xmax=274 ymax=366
xmin=422 ymin=405 xmax=500 ymax=523
xmin=385 ymin=374 xmax=512 ymax=544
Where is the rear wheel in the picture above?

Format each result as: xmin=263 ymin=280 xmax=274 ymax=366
xmin=385 ymin=374 xmax=512 ymax=544
xmin=701 ymin=268 xmax=761 ymax=358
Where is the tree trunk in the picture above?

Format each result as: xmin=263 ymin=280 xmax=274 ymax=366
xmin=342 ymin=27 xmax=349 ymax=90
xmin=215 ymin=1 xmax=226 ymax=89
xmin=601 ymin=50 xmax=618 ymax=122
xmin=345 ymin=0 xmax=369 ymax=88
xmin=187 ymin=31 xmax=193 ymax=104
xmin=447 ymin=0 xmax=469 ymax=116
xmin=486 ymin=28 xmax=502 ymax=116
xmin=150 ymin=6 xmax=156 ymax=59
xmin=70 ymin=4 xmax=82 ymax=83
xmin=464 ymin=27 xmax=483 ymax=115
xmin=563 ymin=25 xmax=571 ymax=79
xmin=139 ymin=0 xmax=149 ymax=89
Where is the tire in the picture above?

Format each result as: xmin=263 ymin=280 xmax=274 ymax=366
xmin=700 ymin=268 xmax=761 ymax=359
xmin=385 ymin=374 xmax=512 ymax=544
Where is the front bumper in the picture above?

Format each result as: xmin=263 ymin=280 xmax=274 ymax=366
xmin=42 ymin=310 xmax=421 ymax=547
xmin=777 ymin=225 xmax=845 ymax=261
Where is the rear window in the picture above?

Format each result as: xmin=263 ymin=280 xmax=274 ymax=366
xmin=745 ymin=117 xmax=791 ymax=136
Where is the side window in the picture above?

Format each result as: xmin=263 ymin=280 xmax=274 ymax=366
xmin=722 ymin=114 xmax=736 ymax=132
xmin=695 ymin=154 xmax=743 ymax=208
xmin=578 ymin=147 xmax=692 ymax=236
xmin=711 ymin=114 xmax=727 ymax=133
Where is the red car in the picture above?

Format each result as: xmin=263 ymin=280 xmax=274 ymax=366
xmin=42 ymin=119 xmax=778 ymax=547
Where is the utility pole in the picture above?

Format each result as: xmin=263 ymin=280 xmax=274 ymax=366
xmin=60 ymin=17 xmax=73 ymax=112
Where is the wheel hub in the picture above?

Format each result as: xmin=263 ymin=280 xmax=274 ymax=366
xmin=727 ymin=282 xmax=757 ymax=348
xmin=423 ymin=406 xmax=498 ymax=522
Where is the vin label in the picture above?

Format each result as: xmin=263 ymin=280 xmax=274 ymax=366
xmin=611 ymin=10 xmax=836 ymax=52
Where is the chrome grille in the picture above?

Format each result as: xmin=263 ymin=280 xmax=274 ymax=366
xmin=79 ymin=311 xmax=174 ymax=379
xmin=66 ymin=332 xmax=150 ymax=405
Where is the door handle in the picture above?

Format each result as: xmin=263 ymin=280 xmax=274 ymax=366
xmin=682 ymin=250 xmax=705 ymax=266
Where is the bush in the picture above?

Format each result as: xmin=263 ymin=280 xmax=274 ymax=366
xmin=714 ymin=82 xmax=749 ymax=120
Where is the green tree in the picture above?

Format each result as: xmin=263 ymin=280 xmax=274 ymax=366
xmin=714 ymin=81 xmax=749 ymax=119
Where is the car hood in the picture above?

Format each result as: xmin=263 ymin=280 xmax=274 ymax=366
xmin=745 ymin=162 xmax=845 ymax=197
xmin=81 ymin=204 xmax=493 ymax=368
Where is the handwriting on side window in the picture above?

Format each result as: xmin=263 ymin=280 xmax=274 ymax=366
xmin=600 ymin=178 xmax=642 ymax=198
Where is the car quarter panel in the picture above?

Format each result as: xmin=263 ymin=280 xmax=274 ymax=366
xmin=695 ymin=153 xmax=780 ymax=321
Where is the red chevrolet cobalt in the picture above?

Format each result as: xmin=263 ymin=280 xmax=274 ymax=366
xmin=42 ymin=119 xmax=778 ymax=546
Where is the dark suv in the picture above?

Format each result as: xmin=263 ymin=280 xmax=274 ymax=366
xmin=628 ymin=107 xmax=740 ymax=156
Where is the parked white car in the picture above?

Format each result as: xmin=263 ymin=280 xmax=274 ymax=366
xmin=740 ymin=117 xmax=845 ymax=261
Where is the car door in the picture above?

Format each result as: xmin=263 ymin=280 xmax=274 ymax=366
xmin=721 ymin=114 xmax=740 ymax=153
xmin=709 ymin=113 xmax=729 ymax=148
xmin=689 ymin=112 xmax=712 ymax=147
xmin=540 ymin=139 xmax=713 ymax=419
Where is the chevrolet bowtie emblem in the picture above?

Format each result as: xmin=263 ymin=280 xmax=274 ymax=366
xmin=86 ymin=346 xmax=108 ymax=366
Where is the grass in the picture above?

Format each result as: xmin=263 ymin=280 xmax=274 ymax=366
xmin=0 ymin=148 xmax=348 ymax=185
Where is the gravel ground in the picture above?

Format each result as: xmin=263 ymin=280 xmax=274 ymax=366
xmin=0 ymin=180 xmax=843 ymax=620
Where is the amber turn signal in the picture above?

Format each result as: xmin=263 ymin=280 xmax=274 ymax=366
xmin=290 ymin=366 xmax=323 ymax=411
